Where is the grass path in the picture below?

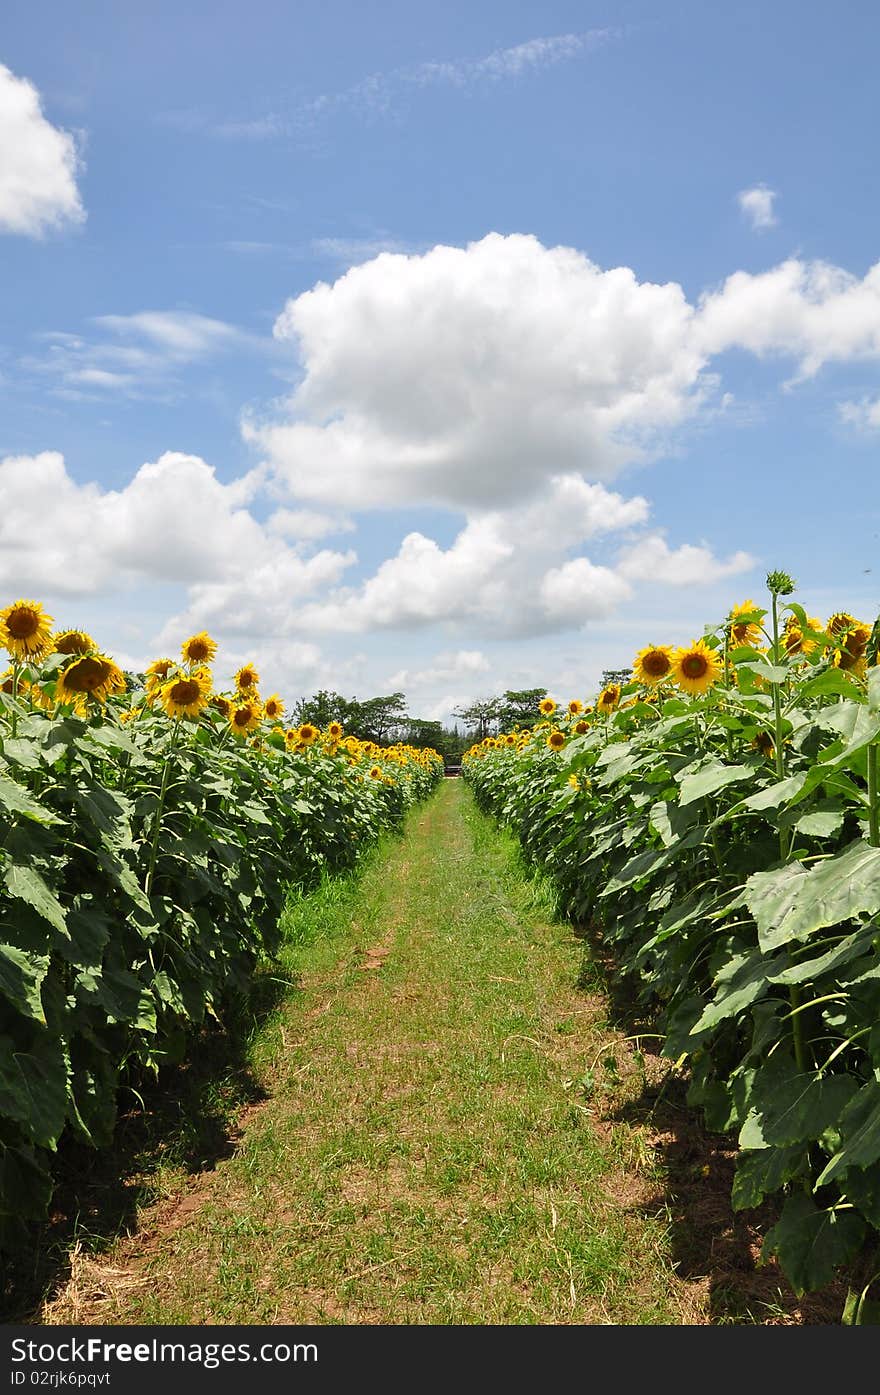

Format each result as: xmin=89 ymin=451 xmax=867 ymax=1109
xmin=44 ymin=780 xmax=705 ymax=1325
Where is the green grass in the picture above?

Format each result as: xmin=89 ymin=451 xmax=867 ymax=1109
xmin=43 ymin=782 xmax=699 ymax=1326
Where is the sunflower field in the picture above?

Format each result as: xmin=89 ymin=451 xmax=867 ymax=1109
xmin=463 ymin=572 xmax=880 ymax=1313
xmin=0 ymin=600 xmax=443 ymax=1247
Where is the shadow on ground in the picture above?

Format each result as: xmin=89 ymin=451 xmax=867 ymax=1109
xmin=1 ymin=970 xmax=295 ymax=1324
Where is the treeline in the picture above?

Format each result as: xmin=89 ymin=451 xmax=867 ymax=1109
xmin=294 ymin=684 xmax=629 ymax=761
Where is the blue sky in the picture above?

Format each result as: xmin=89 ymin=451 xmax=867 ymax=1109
xmin=1 ymin=0 xmax=879 ymax=720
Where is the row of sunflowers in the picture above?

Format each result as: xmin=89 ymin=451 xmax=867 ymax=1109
xmin=464 ymin=576 xmax=880 ymax=1317
xmin=0 ymin=598 xmax=444 ymax=1248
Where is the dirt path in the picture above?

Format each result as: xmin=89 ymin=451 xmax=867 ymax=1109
xmin=42 ymin=783 xmax=725 ymax=1325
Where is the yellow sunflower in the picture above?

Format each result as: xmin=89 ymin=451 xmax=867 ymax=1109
xmin=234 ymin=663 xmax=260 ymax=693
xmin=181 ymin=631 xmax=217 ymax=666
xmin=573 ymin=718 xmax=590 ymax=734
xmin=633 ymin=644 xmax=675 ymax=686
xmin=297 ymin=723 xmax=318 ymax=746
xmin=567 ymin=699 xmax=584 ymax=715
xmin=538 ymin=697 xmax=556 ymax=716
xmin=56 ymin=653 xmax=126 ymax=706
xmin=263 ymin=693 xmax=285 ymax=721
xmin=547 ymin=730 xmax=566 ymax=751
xmin=597 ymin=684 xmax=621 ymax=714
xmin=53 ymin=628 xmax=96 ymax=656
xmin=211 ymin=694 xmax=231 ymax=717
xmin=229 ymin=699 xmax=262 ymax=736
xmin=160 ymin=668 xmax=212 ymax=719
xmin=0 ymin=599 xmax=54 ymax=661
xmin=783 ymin=614 xmax=824 ymax=657
xmin=327 ymin=720 xmax=344 ymax=740
xmin=673 ymin=640 xmax=723 ymax=696
xmin=567 ymin=773 xmax=580 ymax=790
xmin=833 ymin=620 xmax=870 ymax=675
xmin=728 ymin=600 xmax=763 ymax=648
xmin=369 ymin=765 xmax=383 ymax=779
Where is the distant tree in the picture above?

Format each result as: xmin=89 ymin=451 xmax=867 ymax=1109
xmin=600 ymin=669 xmax=631 ymax=690
xmin=494 ymin=688 xmax=548 ymax=730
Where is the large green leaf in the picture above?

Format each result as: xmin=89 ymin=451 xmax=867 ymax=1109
xmin=816 ymin=1080 xmax=880 ymax=1187
xmin=0 ymin=776 xmax=62 ymax=825
xmin=761 ymin=1192 xmax=865 ymax=1297
xmin=0 ymin=1033 xmax=68 ymax=1148
xmin=745 ymin=839 xmax=880 ymax=951
xmin=731 ymin=1144 xmax=808 ymax=1211
xmin=3 ymin=863 xmax=67 ymax=936
xmin=677 ymin=760 xmax=753 ymax=807
xmin=0 ymin=945 xmax=48 ymax=1023
xmin=753 ymin=1070 xmax=858 ymax=1146
xmin=0 ymin=1138 xmax=53 ymax=1219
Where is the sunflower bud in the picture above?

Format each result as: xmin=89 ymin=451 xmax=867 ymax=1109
xmin=766 ymin=569 xmax=795 ymax=596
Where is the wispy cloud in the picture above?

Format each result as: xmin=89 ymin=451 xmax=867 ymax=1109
xmin=23 ymin=310 xmax=265 ymax=400
xmin=159 ymin=29 xmax=621 ymax=141
xmin=737 ymin=183 xmax=779 ymax=231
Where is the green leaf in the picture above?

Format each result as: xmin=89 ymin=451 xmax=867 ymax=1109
xmin=691 ymin=946 xmax=788 ymax=1035
xmin=768 ymin=925 xmax=875 ymax=987
xmin=0 ymin=1032 xmax=68 ymax=1148
xmin=1 ymin=738 xmax=42 ymax=771
xmin=0 ymin=775 xmax=62 ymax=825
xmin=736 ymin=660 xmax=792 ymax=684
xmin=3 ymin=863 xmax=67 ymax=936
xmin=731 ymin=1144 xmax=808 ymax=1211
xmin=0 ymin=945 xmax=48 ymax=1022
xmin=793 ymin=804 xmax=847 ymax=838
xmin=677 ymin=761 xmax=753 ymax=807
xmin=746 ymin=839 xmax=880 ymax=952
xmin=815 ymin=1080 xmax=880 ymax=1186
xmin=0 ymin=1138 xmax=53 ymax=1220
xmin=818 ymin=703 xmax=880 ymax=769
xmin=798 ymin=670 xmax=863 ymax=702
xmin=740 ymin=773 xmax=807 ymax=812
xmin=754 ymin=1071 xmax=858 ymax=1146
xmin=761 ymin=1192 xmax=865 ymax=1297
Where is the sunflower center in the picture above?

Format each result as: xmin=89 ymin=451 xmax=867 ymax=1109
xmin=7 ymin=607 xmax=39 ymax=639
xmin=643 ymin=651 xmax=671 ymax=676
xmin=233 ymin=707 xmax=251 ymax=727
xmin=187 ymin=641 xmax=210 ymax=661
xmin=682 ymin=654 xmax=709 ymax=679
xmin=170 ymin=679 xmax=200 ymax=705
xmin=66 ymin=657 xmax=108 ymax=691
xmin=239 ymin=672 xmax=255 ymax=688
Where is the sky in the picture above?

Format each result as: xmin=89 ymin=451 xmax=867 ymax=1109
xmin=1 ymin=0 xmax=879 ymax=724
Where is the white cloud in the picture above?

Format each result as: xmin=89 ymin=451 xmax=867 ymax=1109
xmin=384 ymin=650 xmax=490 ymax=691
xmin=696 ymin=258 xmax=880 ymax=378
xmin=737 ymin=184 xmax=778 ymax=231
xmin=539 ymin=557 xmax=632 ymax=615
xmin=839 ymin=396 xmax=880 ymax=431
xmin=616 ymin=534 xmax=754 ymax=585
xmin=0 ymin=450 xmax=354 ymax=601
xmin=408 ymin=30 xmax=614 ymax=88
xmin=0 ymin=63 xmax=84 ymax=236
xmin=26 ymin=309 xmax=258 ymax=396
xmin=247 ymin=233 xmax=709 ymax=510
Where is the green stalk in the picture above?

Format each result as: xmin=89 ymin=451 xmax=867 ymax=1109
xmin=769 ymin=584 xmax=806 ymax=1072
xmin=868 ymin=743 xmax=880 ymax=848
xmin=9 ymin=658 xmax=20 ymax=739
xmin=144 ymin=721 xmax=180 ymax=898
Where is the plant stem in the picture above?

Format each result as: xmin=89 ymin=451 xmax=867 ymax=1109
xmin=868 ymin=743 xmax=879 ymax=848
xmin=144 ymin=721 xmax=180 ymax=898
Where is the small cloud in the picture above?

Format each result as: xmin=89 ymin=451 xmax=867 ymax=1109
xmin=839 ymin=396 xmax=880 ymax=432
xmin=0 ymin=62 xmax=85 ymax=237
xmin=737 ymin=184 xmax=778 ymax=231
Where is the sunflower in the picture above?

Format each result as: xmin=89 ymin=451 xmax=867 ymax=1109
xmin=752 ymin=731 xmax=775 ymax=758
xmin=633 ymin=644 xmax=674 ymax=686
xmin=369 ymin=765 xmax=383 ymax=779
xmin=297 ymin=723 xmax=318 ymax=746
xmin=327 ymin=721 xmax=344 ymax=740
xmin=596 ymin=684 xmax=621 ymax=714
xmin=547 ymin=730 xmax=566 ymax=751
xmin=160 ymin=668 xmax=212 ymax=719
xmin=573 ymin=718 xmax=590 ymax=734
xmin=783 ymin=614 xmax=824 ymax=658
xmin=56 ymin=653 xmax=126 ymax=706
xmin=567 ymin=773 xmax=580 ymax=790
xmin=567 ymin=699 xmax=584 ymax=715
xmin=263 ymin=693 xmax=285 ymax=721
xmin=211 ymin=694 xmax=231 ymax=717
xmin=728 ymin=600 xmax=763 ymax=648
xmin=54 ymin=628 xmax=96 ymax=656
xmin=229 ymin=699 xmax=262 ymax=736
xmin=673 ymin=640 xmax=723 ymax=696
xmin=181 ymin=631 xmax=217 ymax=666
xmin=538 ymin=697 xmax=556 ymax=716
xmin=234 ymin=663 xmax=260 ymax=693
xmin=827 ymin=611 xmax=855 ymax=639
xmin=0 ymin=599 xmax=54 ymax=662
xmin=834 ymin=621 xmax=870 ymax=675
